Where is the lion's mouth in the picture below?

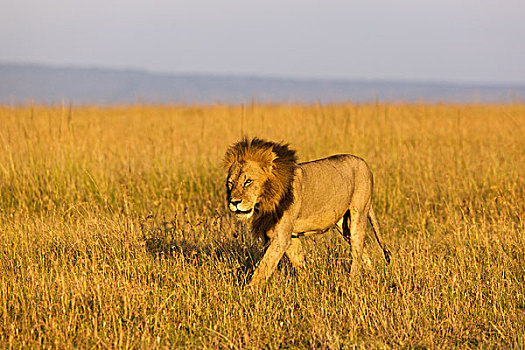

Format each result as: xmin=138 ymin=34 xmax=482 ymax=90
xmin=231 ymin=203 xmax=259 ymax=219
xmin=235 ymin=208 xmax=253 ymax=215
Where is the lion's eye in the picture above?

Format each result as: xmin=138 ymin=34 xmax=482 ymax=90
xmin=244 ymin=179 xmax=253 ymax=187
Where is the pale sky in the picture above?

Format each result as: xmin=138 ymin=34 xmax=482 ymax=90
xmin=1 ymin=0 xmax=524 ymax=84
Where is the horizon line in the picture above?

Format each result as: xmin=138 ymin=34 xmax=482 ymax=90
xmin=2 ymin=60 xmax=524 ymax=88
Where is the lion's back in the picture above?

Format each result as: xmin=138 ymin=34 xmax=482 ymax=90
xmin=299 ymin=154 xmax=372 ymax=184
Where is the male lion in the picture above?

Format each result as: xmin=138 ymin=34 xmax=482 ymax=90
xmin=224 ymin=138 xmax=391 ymax=289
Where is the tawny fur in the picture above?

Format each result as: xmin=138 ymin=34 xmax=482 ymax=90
xmin=225 ymin=137 xmax=391 ymax=289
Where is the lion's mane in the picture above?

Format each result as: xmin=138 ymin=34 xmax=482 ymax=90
xmin=224 ymin=137 xmax=297 ymax=237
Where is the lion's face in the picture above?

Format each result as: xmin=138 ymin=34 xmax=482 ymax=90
xmin=226 ymin=160 xmax=269 ymax=220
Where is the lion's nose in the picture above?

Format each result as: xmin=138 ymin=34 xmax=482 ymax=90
xmin=230 ymin=199 xmax=242 ymax=207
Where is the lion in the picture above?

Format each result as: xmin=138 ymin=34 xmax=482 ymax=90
xmin=224 ymin=137 xmax=391 ymax=289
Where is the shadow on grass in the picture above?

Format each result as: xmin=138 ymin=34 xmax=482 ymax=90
xmin=139 ymin=214 xmax=263 ymax=286
xmin=138 ymin=215 xmax=395 ymax=289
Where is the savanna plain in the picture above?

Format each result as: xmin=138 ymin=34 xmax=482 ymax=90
xmin=0 ymin=103 xmax=524 ymax=349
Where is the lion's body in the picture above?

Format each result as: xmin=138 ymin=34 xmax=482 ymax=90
xmin=224 ymin=138 xmax=390 ymax=289
xmin=293 ymin=155 xmax=372 ymax=235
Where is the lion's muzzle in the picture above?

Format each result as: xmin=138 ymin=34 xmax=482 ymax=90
xmin=229 ymin=200 xmax=255 ymax=219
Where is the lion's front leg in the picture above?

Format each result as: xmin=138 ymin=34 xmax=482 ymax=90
xmin=248 ymin=221 xmax=293 ymax=289
xmin=285 ymin=238 xmax=306 ymax=269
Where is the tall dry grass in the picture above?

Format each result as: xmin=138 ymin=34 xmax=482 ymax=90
xmin=0 ymin=103 xmax=524 ymax=348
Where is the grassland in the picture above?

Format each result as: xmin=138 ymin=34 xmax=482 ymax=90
xmin=0 ymin=103 xmax=524 ymax=348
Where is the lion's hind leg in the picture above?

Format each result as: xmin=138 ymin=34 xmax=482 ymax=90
xmin=336 ymin=210 xmax=370 ymax=268
xmin=348 ymin=207 xmax=369 ymax=276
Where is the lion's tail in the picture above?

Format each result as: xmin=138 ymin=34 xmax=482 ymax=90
xmin=368 ymin=205 xmax=391 ymax=264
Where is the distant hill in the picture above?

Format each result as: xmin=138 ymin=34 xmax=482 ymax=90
xmin=1 ymin=63 xmax=523 ymax=104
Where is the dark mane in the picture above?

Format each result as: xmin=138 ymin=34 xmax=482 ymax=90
xmin=224 ymin=137 xmax=298 ymax=238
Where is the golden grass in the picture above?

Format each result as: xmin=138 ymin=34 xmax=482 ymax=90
xmin=0 ymin=103 xmax=524 ymax=348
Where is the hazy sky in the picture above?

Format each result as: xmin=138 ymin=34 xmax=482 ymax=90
xmin=1 ymin=0 xmax=524 ymax=84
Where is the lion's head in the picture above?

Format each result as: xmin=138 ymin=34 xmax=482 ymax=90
xmin=224 ymin=138 xmax=297 ymax=220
